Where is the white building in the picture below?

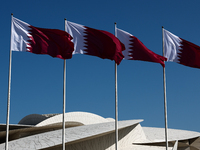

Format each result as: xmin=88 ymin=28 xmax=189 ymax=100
xmin=0 ymin=112 xmax=199 ymax=150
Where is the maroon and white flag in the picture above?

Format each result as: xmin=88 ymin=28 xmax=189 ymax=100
xmin=164 ymin=29 xmax=200 ymax=69
xmin=65 ymin=21 xmax=125 ymax=65
xmin=116 ymin=28 xmax=166 ymax=67
xmin=11 ymin=17 xmax=74 ymax=59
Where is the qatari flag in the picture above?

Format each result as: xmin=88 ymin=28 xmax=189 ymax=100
xmin=65 ymin=21 xmax=125 ymax=65
xmin=116 ymin=28 xmax=166 ymax=67
xmin=11 ymin=17 xmax=74 ymax=59
xmin=164 ymin=29 xmax=200 ymax=69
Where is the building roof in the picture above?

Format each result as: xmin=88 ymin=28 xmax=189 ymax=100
xmin=0 ymin=111 xmax=199 ymax=150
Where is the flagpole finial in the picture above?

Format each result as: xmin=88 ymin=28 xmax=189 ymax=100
xmin=11 ymin=13 xmax=13 ymax=16
xmin=64 ymin=18 xmax=66 ymax=21
xmin=115 ymin=22 xmax=117 ymax=25
xmin=162 ymin=26 xmax=164 ymax=29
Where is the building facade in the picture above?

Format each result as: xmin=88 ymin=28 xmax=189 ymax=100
xmin=0 ymin=112 xmax=199 ymax=150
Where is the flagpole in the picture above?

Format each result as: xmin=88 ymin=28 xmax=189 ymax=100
xmin=62 ymin=19 xmax=67 ymax=150
xmin=114 ymin=22 xmax=118 ymax=150
xmin=62 ymin=59 xmax=66 ymax=150
xmin=5 ymin=13 xmax=13 ymax=150
xmin=162 ymin=26 xmax=168 ymax=150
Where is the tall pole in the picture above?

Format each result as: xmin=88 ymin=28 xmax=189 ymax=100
xmin=62 ymin=59 xmax=66 ymax=150
xmin=5 ymin=13 xmax=13 ymax=150
xmin=62 ymin=19 xmax=67 ymax=150
xmin=114 ymin=22 xmax=118 ymax=150
xmin=162 ymin=26 xmax=168 ymax=150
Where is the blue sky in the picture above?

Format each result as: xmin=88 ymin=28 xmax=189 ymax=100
xmin=1 ymin=0 xmax=200 ymax=133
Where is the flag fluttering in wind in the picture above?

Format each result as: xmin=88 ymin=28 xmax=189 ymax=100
xmin=116 ymin=28 xmax=166 ymax=67
xmin=65 ymin=21 xmax=125 ymax=65
xmin=164 ymin=29 xmax=200 ymax=69
xmin=11 ymin=17 xmax=74 ymax=59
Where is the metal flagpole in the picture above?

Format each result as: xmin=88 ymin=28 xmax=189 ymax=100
xmin=62 ymin=58 xmax=66 ymax=150
xmin=62 ymin=19 xmax=67 ymax=150
xmin=114 ymin=22 xmax=118 ymax=150
xmin=162 ymin=26 xmax=168 ymax=150
xmin=5 ymin=13 xmax=13 ymax=150
xmin=62 ymin=59 xmax=66 ymax=150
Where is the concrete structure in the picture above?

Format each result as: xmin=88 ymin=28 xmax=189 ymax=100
xmin=0 ymin=111 xmax=200 ymax=150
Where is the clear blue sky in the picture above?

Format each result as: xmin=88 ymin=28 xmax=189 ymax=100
xmin=1 ymin=0 xmax=200 ymax=133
